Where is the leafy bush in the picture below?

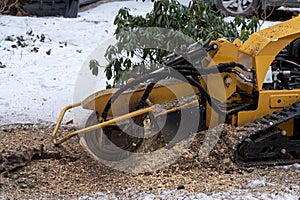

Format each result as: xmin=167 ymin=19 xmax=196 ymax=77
xmin=92 ymin=0 xmax=260 ymax=87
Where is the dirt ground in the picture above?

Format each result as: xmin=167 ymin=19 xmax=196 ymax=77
xmin=0 ymin=123 xmax=300 ymax=199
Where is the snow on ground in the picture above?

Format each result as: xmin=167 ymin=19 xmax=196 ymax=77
xmin=0 ymin=0 xmax=282 ymax=126
xmin=78 ymin=187 xmax=299 ymax=200
xmin=0 ymin=0 xmax=154 ymax=125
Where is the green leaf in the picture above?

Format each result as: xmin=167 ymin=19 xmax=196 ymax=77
xmin=106 ymin=81 xmax=112 ymax=89
xmin=28 ymin=183 xmax=36 ymax=189
xmin=89 ymin=59 xmax=100 ymax=76
xmin=105 ymin=63 xmax=113 ymax=80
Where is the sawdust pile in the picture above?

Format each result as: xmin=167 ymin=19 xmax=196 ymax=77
xmin=168 ymin=124 xmax=243 ymax=172
xmin=0 ymin=123 xmax=299 ymax=199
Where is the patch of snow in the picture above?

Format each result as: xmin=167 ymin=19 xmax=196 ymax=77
xmin=275 ymin=163 xmax=300 ymax=170
xmin=278 ymin=6 xmax=300 ymax=12
xmin=78 ymin=187 xmax=300 ymax=200
xmin=258 ymin=192 xmax=298 ymax=200
xmin=292 ymin=163 xmax=300 ymax=169
xmin=247 ymin=179 xmax=266 ymax=187
xmin=0 ymin=0 xmax=153 ymax=126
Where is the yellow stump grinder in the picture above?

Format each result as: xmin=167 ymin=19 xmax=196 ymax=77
xmin=53 ymin=16 xmax=300 ymax=166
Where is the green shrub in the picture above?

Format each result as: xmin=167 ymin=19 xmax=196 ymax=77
xmin=90 ymin=0 xmax=259 ymax=87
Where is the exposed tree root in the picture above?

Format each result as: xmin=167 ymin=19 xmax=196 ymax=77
xmin=0 ymin=145 xmax=61 ymax=173
xmin=0 ymin=0 xmax=32 ymax=16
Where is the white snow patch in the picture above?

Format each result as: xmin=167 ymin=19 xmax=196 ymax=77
xmin=292 ymin=163 xmax=300 ymax=169
xmin=247 ymin=179 xmax=266 ymax=187
xmin=275 ymin=163 xmax=300 ymax=169
xmin=78 ymin=187 xmax=299 ymax=200
xmin=0 ymin=0 xmax=153 ymax=126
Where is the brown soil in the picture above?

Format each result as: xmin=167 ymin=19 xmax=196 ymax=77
xmin=0 ymin=123 xmax=299 ymax=199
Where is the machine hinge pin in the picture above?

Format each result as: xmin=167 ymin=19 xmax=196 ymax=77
xmin=281 ymin=149 xmax=287 ymax=154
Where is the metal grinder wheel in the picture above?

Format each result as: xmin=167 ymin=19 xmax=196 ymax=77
xmin=79 ymin=112 xmax=144 ymax=161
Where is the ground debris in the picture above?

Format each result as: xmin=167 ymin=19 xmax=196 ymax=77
xmin=0 ymin=0 xmax=31 ymax=16
xmin=0 ymin=123 xmax=299 ymax=199
xmin=0 ymin=145 xmax=61 ymax=173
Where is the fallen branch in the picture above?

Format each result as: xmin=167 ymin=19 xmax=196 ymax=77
xmin=0 ymin=0 xmax=32 ymax=16
xmin=0 ymin=145 xmax=61 ymax=173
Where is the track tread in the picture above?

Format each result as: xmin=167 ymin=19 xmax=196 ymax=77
xmin=234 ymin=101 xmax=300 ymax=166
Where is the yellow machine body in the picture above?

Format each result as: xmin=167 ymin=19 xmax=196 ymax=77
xmin=53 ymin=15 xmax=300 ymax=145
xmin=204 ymin=16 xmax=300 ymax=136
